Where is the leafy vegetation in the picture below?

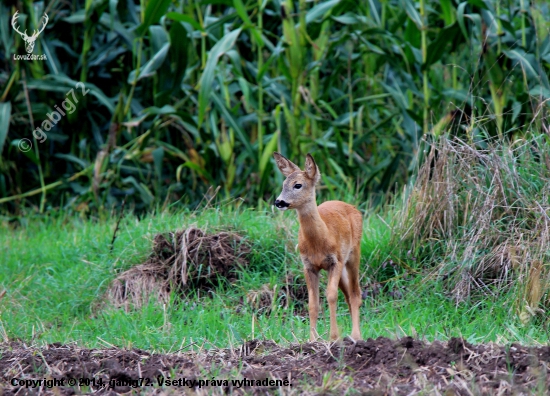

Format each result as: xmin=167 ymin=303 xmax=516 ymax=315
xmin=1 ymin=0 xmax=549 ymax=213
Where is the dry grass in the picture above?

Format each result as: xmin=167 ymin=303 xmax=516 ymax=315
xmin=105 ymin=227 xmax=250 ymax=310
xmin=402 ymin=137 xmax=550 ymax=321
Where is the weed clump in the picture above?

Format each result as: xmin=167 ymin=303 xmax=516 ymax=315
xmin=403 ymin=137 xmax=550 ymax=322
xmin=106 ymin=227 xmax=250 ymax=310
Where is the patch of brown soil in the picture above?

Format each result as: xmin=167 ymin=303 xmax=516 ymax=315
xmin=106 ymin=227 xmax=250 ymax=309
xmin=2 ymin=337 xmax=549 ymax=395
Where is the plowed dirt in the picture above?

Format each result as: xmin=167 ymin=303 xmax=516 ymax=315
xmin=2 ymin=337 xmax=549 ymax=395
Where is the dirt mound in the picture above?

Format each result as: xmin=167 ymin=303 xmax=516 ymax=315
xmin=2 ymin=337 xmax=549 ymax=395
xmin=106 ymin=227 xmax=250 ymax=309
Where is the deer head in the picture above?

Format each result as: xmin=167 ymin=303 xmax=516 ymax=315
xmin=273 ymin=152 xmax=321 ymax=211
xmin=12 ymin=11 xmax=49 ymax=54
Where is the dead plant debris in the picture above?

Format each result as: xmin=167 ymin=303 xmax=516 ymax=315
xmin=106 ymin=227 xmax=250 ymax=310
xmin=1 ymin=337 xmax=549 ymax=395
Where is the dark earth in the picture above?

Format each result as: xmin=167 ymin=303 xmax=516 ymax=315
xmin=2 ymin=337 xmax=549 ymax=395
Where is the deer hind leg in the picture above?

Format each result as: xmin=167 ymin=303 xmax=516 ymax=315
xmin=326 ymin=259 xmax=344 ymax=341
xmin=338 ymin=269 xmax=351 ymax=309
xmin=338 ymin=266 xmax=355 ymax=337
xmin=304 ymin=267 xmax=320 ymax=341
xmin=345 ymin=249 xmax=362 ymax=340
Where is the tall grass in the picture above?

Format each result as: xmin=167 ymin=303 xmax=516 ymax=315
xmin=402 ymin=134 xmax=550 ymax=324
xmin=1 ymin=0 xmax=549 ymax=213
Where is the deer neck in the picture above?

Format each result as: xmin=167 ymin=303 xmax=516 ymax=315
xmin=296 ymin=198 xmax=328 ymax=243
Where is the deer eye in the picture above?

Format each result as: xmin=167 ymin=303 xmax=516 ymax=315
xmin=294 ymin=184 xmax=302 ymax=189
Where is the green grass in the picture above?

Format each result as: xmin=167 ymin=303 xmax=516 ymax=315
xmin=1 ymin=203 xmax=548 ymax=351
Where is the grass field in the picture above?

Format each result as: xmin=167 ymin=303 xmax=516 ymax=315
xmin=2 ymin=199 xmax=548 ymax=353
xmin=2 ymin=137 xmax=550 ymax=394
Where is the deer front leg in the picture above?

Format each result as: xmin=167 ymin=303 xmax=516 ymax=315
xmin=326 ymin=258 xmax=344 ymax=341
xmin=303 ymin=266 xmax=320 ymax=341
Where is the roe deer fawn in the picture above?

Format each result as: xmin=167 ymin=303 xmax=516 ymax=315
xmin=273 ymin=152 xmax=362 ymax=341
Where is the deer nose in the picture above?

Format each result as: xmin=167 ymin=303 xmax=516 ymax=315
xmin=274 ymin=199 xmax=289 ymax=209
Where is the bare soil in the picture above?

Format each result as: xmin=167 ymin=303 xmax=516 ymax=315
xmin=2 ymin=337 xmax=549 ymax=395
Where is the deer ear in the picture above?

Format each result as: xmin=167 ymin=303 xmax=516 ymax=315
xmin=273 ymin=152 xmax=301 ymax=177
xmin=304 ymin=153 xmax=321 ymax=184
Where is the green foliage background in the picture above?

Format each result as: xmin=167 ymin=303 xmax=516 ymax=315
xmin=1 ymin=0 xmax=549 ymax=213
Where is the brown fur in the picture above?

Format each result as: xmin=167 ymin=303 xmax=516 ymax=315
xmin=274 ymin=152 xmax=362 ymax=341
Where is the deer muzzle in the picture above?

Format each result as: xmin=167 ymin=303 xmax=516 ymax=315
xmin=274 ymin=199 xmax=290 ymax=210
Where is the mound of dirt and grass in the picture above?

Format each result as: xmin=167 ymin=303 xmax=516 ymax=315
xmin=2 ymin=337 xmax=549 ymax=395
xmin=103 ymin=225 xmax=314 ymax=316
xmin=105 ymin=227 xmax=251 ymax=309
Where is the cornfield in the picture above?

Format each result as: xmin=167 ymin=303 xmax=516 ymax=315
xmin=0 ymin=0 xmax=549 ymax=212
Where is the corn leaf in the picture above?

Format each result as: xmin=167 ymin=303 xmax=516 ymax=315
xmin=210 ymin=91 xmax=254 ymax=161
xmin=259 ymin=131 xmax=279 ymax=178
xmin=136 ymin=0 xmax=172 ymax=37
xmin=0 ymin=101 xmax=11 ymax=154
xmin=197 ymin=28 xmax=242 ymax=126
xmin=128 ymin=42 xmax=170 ymax=83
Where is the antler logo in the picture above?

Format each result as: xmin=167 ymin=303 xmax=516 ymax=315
xmin=11 ymin=11 xmax=49 ymax=54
